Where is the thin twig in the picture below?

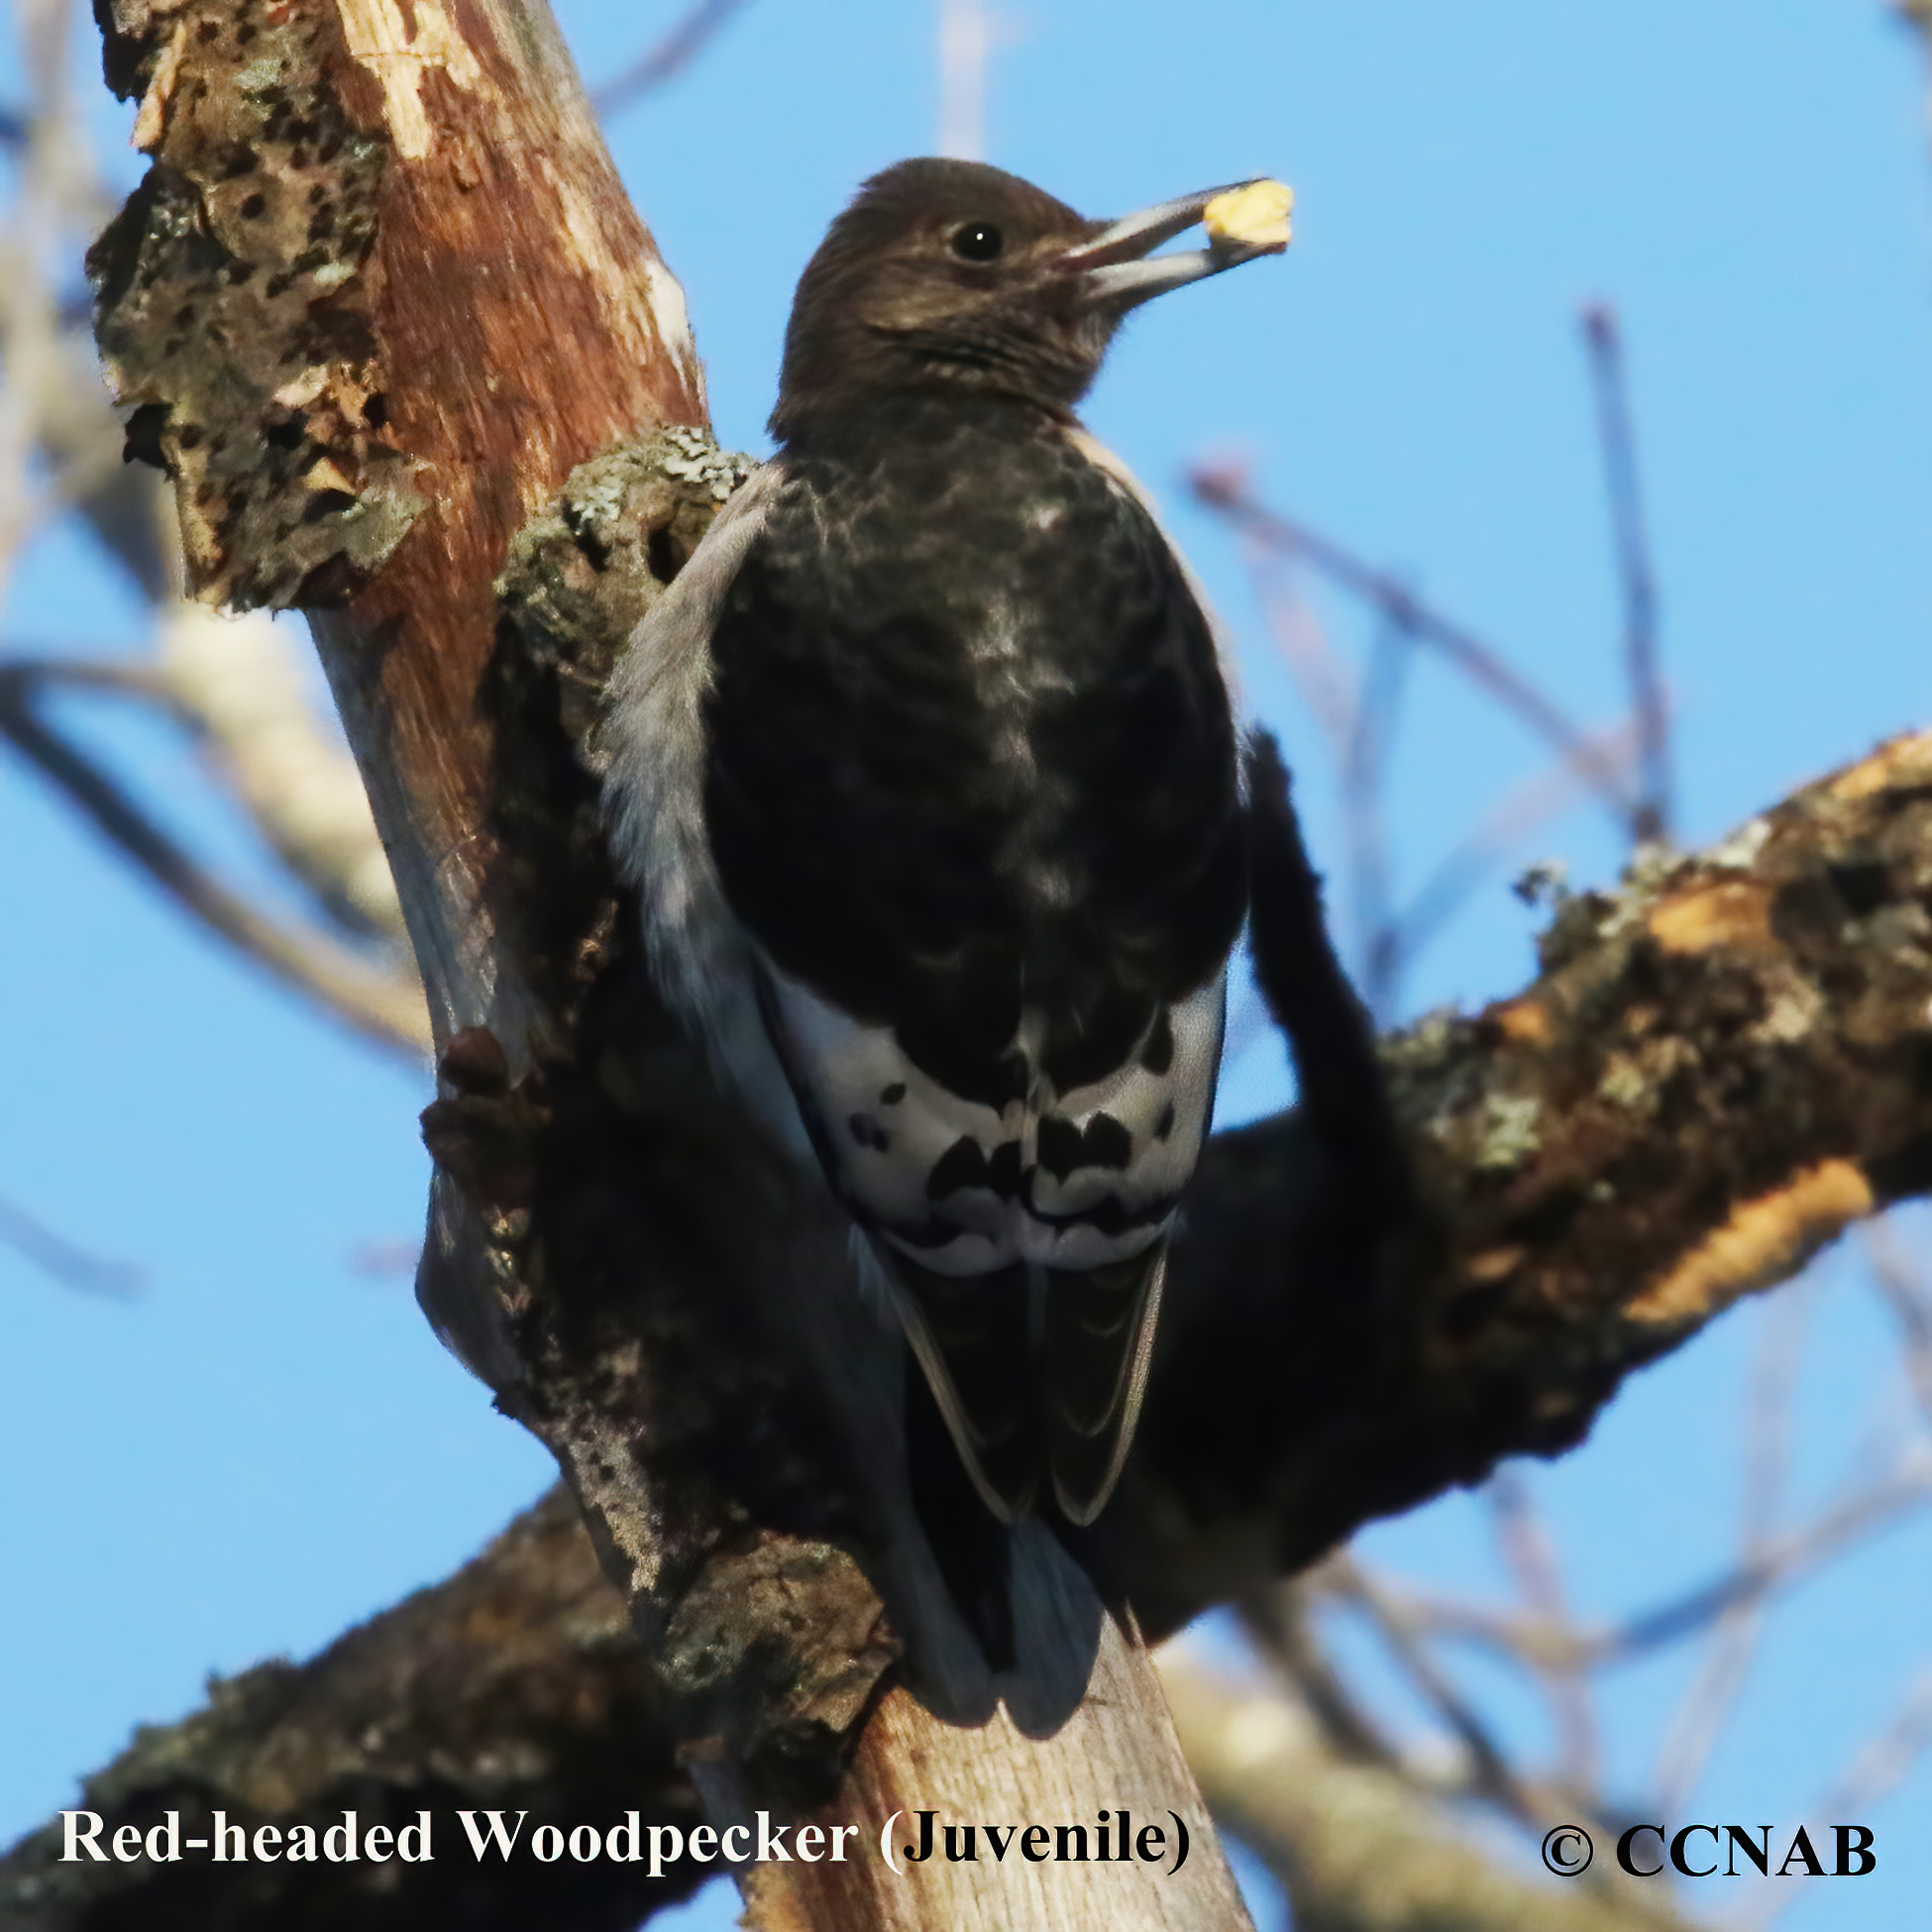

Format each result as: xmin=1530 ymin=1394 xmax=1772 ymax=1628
xmin=0 ymin=652 xmax=186 ymax=708
xmin=590 ymin=0 xmax=753 ymax=117
xmin=1329 ymin=1554 xmax=1635 ymax=1890
xmin=1245 ymin=545 xmax=1403 ymax=1012
xmin=1652 ymin=1285 xmax=1809 ymax=1814
xmin=1613 ymin=1463 xmax=1932 ymax=1664
xmin=1864 ymin=1219 xmax=1932 ymax=1424
xmin=1190 ymin=462 xmax=1644 ymax=831
xmin=1237 ymin=1581 xmax=1405 ymax=1771
xmin=1730 ymin=1668 xmax=1932 ymax=1932
xmin=1250 ymin=545 xmax=1356 ymax=750
xmin=0 ymin=1189 xmax=142 ymax=1295
xmin=1390 ymin=718 xmax=1641 ymax=973
xmin=1334 ymin=1553 xmax=1542 ymax=1824
xmin=0 ymin=675 xmax=429 ymax=1058
xmin=6 ymin=640 xmax=407 ymax=942
xmin=154 ymin=605 xmax=409 ymax=941
xmin=1816 ymin=1666 xmax=1932 ymax=1821
xmin=1488 ymin=1469 xmax=1600 ymax=1796
xmin=1330 ymin=1449 xmax=1932 ymax=1672
xmin=1581 ymin=304 xmax=1670 ymax=844
xmin=1163 ymin=1655 xmax=1705 ymax=1932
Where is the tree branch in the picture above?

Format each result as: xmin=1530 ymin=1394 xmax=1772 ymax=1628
xmin=1190 ymin=463 xmax=1644 ymax=830
xmin=1310 ymin=1442 xmax=1932 ymax=1677
xmin=0 ymin=1186 xmax=144 ymax=1295
xmin=590 ymin=0 xmax=754 ymax=118
xmin=0 ymin=664 xmax=428 ymax=1055
xmin=1581 ymin=304 xmax=1670 ymax=844
xmin=1103 ymin=730 xmax=1932 ymax=1635
xmin=154 ymin=602 xmax=411 ymax=942
xmin=1162 ymin=1655 xmax=1702 ymax=1932
xmin=0 ymin=1489 xmax=709 ymax=1931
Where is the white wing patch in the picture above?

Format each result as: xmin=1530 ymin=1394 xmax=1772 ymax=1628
xmin=600 ymin=463 xmax=815 ymax=1159
xmin=759 ymin=955 xmax=1228 ymax=1277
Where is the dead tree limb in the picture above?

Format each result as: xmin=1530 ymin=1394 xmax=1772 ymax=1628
xmin=0 ymin=660 xmax=430 ymax=1053
xmin=1108 ymin=731 xmax=1932 ymax=1633
xmin=84 ymin=3 xmax=1252 ymax=1926
xmin=74 ymin=1 xmax=1932 ymax=1927
xmin=0 ymin=1490 xmax=708 ymax=1932
xmin=1161 ymin=1655 xmax=1702 ymax=1932
xmin=2 ymin=1487 xmax=1721 ymax=1932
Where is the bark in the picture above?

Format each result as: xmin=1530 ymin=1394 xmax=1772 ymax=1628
xmin=0 ymin=1489 xmax=706 ymax=1931
xmin=1109 ymin=732 xmax=1932 ymax=1635
xmin=2 ymin=1490 xmax=1709 ymax=1932
xmin=72 ymin=0 xmax=1932 ymax=1928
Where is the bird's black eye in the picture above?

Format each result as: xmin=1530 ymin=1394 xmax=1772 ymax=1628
xmin=950 ymin=222 xmax=1005 ymax=263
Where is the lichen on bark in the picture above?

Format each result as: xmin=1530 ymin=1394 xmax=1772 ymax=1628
xmin=496 ymin=428 xmax=755 ymax=751
xmin=90 ymin=0 xmax=423 ymax=607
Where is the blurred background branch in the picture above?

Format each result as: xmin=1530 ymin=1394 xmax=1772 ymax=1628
xmin=591 ymin=0 xmax=757 ymax=119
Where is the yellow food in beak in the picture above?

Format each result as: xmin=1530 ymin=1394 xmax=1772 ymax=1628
xmin=1204 ymin=179 xmax=1294 ymax=253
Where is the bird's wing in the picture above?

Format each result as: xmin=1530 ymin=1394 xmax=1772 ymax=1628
xmin=757 ymin=950 xmax=1227 ymax=1524
xmin=688 ymin=425 xmax=1243 ymax=1522
xmin=600 ymin=462 xmax=812 ymax=1149
xmin=755 ymin=953 xmax=1225 ymax=1272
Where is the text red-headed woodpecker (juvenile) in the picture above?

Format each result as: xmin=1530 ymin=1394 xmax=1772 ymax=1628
xmin=603 ymin=160 xmax=1290 ymax=1527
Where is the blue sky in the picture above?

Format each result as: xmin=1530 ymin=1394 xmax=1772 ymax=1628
xmin=6 ymin=3 xmax=1932 ymax=1928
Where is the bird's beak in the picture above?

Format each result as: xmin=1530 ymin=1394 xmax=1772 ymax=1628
xmin=1059 ymin=178 xmax=1293 ymax=314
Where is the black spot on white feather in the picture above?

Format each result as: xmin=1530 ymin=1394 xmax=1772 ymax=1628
xmin=880 ymin=1082 xmax=907 ymax=1104
xmin=927 ymin=1136 xmax=984 ymax=1199
xmin=848 ymin=1112 xmax=891 ymax=1151
xmin=926 ymin=1135 xmax=1023 ymax=1200
xmin=1036 ymin=1112 xmax=1131 ymax=1181
xmin=988 ymin=1141 xmax=1022 ymax=1198
xmin=1154 ymin=1100 xmax=1176 ymax=1141
xmin=1073 ymin=1193 xmax=1169 ymax=1237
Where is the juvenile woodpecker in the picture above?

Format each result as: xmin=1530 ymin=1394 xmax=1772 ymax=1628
xmin=604 ymin=159 xmax=1290 ymax=1528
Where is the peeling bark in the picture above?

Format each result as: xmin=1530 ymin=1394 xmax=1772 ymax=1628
xmin=74 ymin=0 xmax=1932 ymax=1927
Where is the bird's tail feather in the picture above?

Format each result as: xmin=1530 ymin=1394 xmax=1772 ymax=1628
xmin=887 ymin=1254 xmax=1038 ymax=1523
xmin=879 ymin=1238 xmax=1165 ymax=1529
xmin=1043 ymin=1245 xmax=1167 ymax=1525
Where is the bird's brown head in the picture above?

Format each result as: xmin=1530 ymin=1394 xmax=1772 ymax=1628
xmin=770 ymin=158 xmax=1290 ymax=442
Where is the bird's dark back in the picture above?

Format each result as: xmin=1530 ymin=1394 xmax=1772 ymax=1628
xmin=701 ymin=391 xmax=1246 ymax=1103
